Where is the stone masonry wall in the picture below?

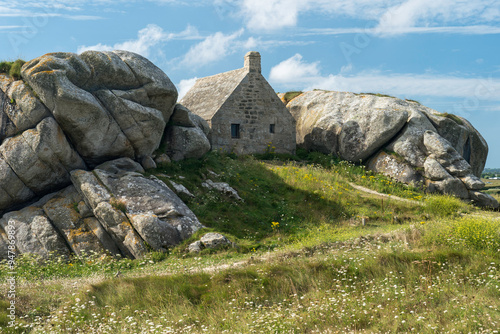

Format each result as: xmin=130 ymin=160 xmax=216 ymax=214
xmin=209 ymin=72 xmax=296 ymax=155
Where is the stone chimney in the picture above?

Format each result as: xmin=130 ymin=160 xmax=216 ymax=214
xmin=244 ymin=51 xmax=261 ymax=73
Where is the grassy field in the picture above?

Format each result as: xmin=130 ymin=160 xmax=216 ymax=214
xmin=1 ymin=152 xmax=499 ymax=333
xmin=482 ymin=178 xmax=500 ymax=196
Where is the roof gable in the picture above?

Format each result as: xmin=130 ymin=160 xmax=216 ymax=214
xmin=180 ymin=68 xmax=247 ymax=120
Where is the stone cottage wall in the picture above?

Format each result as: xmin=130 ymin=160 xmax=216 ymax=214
xmin=209 ymin=72 xmax=296 ymax=155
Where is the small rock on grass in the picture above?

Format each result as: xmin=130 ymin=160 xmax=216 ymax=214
xmin=188 ymin=233 xmax=233 ymax=253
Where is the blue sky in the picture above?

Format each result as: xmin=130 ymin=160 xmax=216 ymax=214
xmin=1 ymin=0 xmax=499 ymax=167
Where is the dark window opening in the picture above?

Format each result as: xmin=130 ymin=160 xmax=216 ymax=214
xmin=231 ymin=124 xmax=240 ymax=138
xmin=270 ymin=124 xmax=275 ymax=134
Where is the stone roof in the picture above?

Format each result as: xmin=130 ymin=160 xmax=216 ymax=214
xmin=180 ymin=68 xmax=247 ymax=120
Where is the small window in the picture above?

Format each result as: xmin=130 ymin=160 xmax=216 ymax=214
xmin=231 ymin=124 xmax=240 ymax=138
xmin=270 ymin=124 xmax=275 ymax=134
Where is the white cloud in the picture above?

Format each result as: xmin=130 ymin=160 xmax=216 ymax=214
xmin=269 ymin=54 xmax=320 ymax=84
xmin=242 ymin=37 xmax=316 ymax=49
xmin=177 ymin=77 xmax=198 ymax=100
xmin=243 ymin=36 xmax=259 ymax=49
xmin=234 ymin=0 xmax=500 ymax=35
xmin=0 ymin=4 xmax=102 ymax=19
xmin=239 ymin=0 xmax=303 ymax=31
xmin=376 ymin=0 xmax=500 ymax=36
xmin=269 ymin=54 xmax=500 ymax=102
xmin=303 ymin=25 xmax=500 ymax=36
xmin=180 ymin=29 xmax=244 ymax=68
xmin=61 ymin=14 xmax=102 ymax=20
xmin=313 ymin=73 xmax=500 ymax=101
xmin=376 ymin=0 xmax=446 ymax=32
xmin=77 ymin=24 xmax=201 ymax=57
xmin=340 ymin=63 xmax=353 ymax=74
xmin=77 ymin=43 xmax=114 ymax=53
xmin=6 ymin=0 xmax=500 ymax=36
xmin=0 ymin=26 xmax=25 ymax=30
xmin=236 ymin=0 xmax=399 ymax=31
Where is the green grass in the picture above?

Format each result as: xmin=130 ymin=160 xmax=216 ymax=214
xmin=0 ymin=152 xmax=498 ymax=333
xmin=422 ymin=194 xmax=469 ymax=217
xmin=0 ymin=59 xmax=25 ymax=80
xmin=13 ymin=244 xmax=500 ymax=333
xmin=481 ymin=178 xmax=500 ymax=197
xmin=110 ymin=197 xmax=127 ymax=213
xmin=421 ymin=216 xmax=500 ymax=251
xmin=281 ymin=91 xmax=303 ymax=104
xmin=438 ymin=112 xmax=465 ymax=126
xmin=358 ymin=92 xmax=397 ymax=98
xmin=153 ymin=152 xmax=439 ymax=251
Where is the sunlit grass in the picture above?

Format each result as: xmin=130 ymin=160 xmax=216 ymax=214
xmin=0 ymin=151 xmax=498 ymax=333
xmin=420 ymin=216 xmax=500 ymax=252
xmin=15 ymin=242 xmax=500 ymax=333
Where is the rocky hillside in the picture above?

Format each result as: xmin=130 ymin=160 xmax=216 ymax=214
xmin=283 ymin=90 xmax=498 ymax=209
xmin=0 ymin=52 xmax=497 ymax=262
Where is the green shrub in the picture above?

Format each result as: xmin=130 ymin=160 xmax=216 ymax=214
xmin=0 ymin=59 xmax=25 ymax=79
xmin=424 ymin=195 xmax=466 ymax=217
xmin=0 ymin=61 xmax=12 ymax=74
xmin=9 ymin=59 xmax=25 ymax=79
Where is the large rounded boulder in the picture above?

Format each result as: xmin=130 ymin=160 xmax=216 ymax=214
xmin=288 ymin=90 xmax=408 ymax=162
xmin=287 ymin=90 xmax=497 ymax=208
xmin=21 ymin=51 xmax=178 ymax=165
xmin=0 ymin=51 xmax=179 ymax=213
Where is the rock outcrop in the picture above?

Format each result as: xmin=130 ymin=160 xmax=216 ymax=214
xmin=0 ymin=51 xmax=211 ymax=259
xmin=289 ymin=91 xmax=408 ymax=162
xmin=0 ymin=51 xmax=177 ymax=213
xmin=1 ymin=50 xmax=497 ymax=261
xmin=0 ymin=158 xmax=203 ymax=260
xmin=162 ymin=104 xmax=211 ymax=161
xmin=0 ymin=51 xmax=212 ymax=215
xmin=287 ymin=90 xmax=497 ymax=208
xmin=21 ymin=51 xmax=178 ymax=165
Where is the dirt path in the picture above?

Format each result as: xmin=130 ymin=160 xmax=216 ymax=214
xmin=348 ymin=182 xmax=422 ymax=205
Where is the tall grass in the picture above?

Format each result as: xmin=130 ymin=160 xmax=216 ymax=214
xmin=19 ymin=243 xmax=500 ymax=333
xmin=421 ymin=216 xmax=500 ymax=251
xmin=0 ymin=152 xmax=497 ymax=333
xmin=423 ymin=194 xmax=469 ymax=217
xmin=0 ymin=59 xmax=25 ymax=79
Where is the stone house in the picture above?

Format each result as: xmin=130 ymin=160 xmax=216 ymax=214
xmin=180 ymin=51 xmax=296 ymax=155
